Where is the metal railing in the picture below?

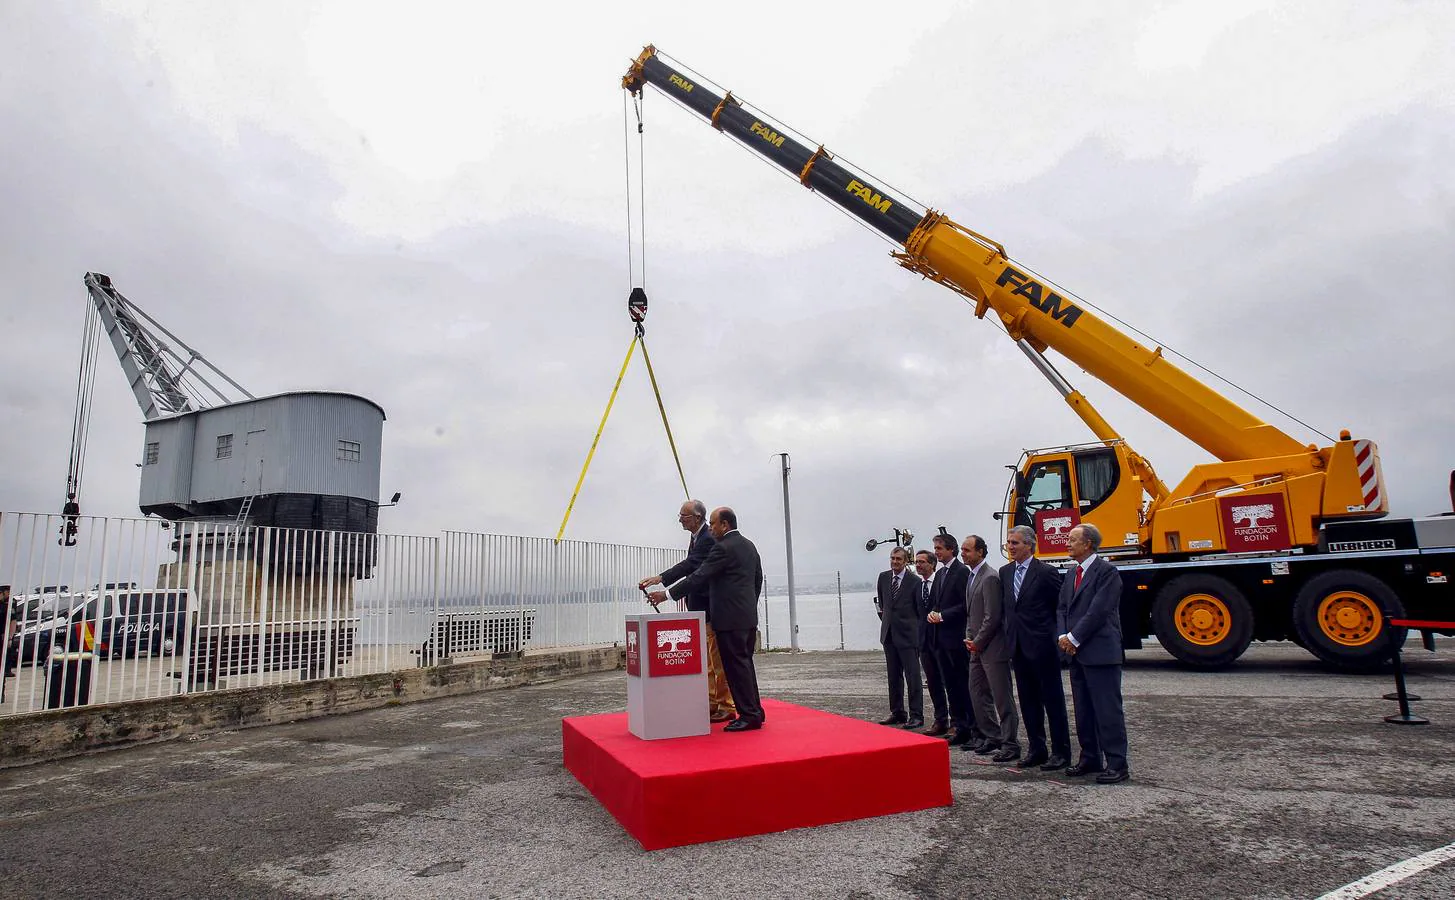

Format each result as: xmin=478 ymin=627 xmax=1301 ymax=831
xmin=0 ymin=512 xmax=679 ymax=717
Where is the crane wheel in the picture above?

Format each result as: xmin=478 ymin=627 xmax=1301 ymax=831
xmin=1152 ymin=575 xmax=1254 ymax=668
xmin=1292 ymin=570 xmax=1405 ymax=671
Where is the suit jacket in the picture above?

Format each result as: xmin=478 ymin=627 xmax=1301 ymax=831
xmin=876 ymin=569 xmax=922 ymax=648
xmin=914 ymin=575 xmax=936 ymax=650
xmin=668 ymin=530 xmax=763 ymax=632
xmin=964 ymin=564 xmax=1008 ymax=663
xmin=1056 ymin=556 xmax=1124 ymax=666
xmin=928 ymin=559 xmax=969 ymax=651
xmin=659 ymin=524 xmax=715 ymax=612
xmin=1001 ymin=557 xmax=1064 ymax=660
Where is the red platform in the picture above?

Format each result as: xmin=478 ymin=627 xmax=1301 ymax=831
xmin=562 ymin=699 xmax=951 ymax=850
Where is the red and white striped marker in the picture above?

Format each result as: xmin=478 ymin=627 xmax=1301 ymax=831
xmin=1353 ymin=439 xmax=1383 ymax=511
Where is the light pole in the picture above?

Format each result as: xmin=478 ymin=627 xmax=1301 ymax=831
xmin=774 ymin=452 xmax=799 ymax=652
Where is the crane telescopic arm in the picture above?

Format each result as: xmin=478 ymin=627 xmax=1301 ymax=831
xmin=622 ymin=46 xmax=1310 ymax=466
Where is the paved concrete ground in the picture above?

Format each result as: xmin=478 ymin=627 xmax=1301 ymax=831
xmin=1 ymin=641 xmax=1453 ymax=899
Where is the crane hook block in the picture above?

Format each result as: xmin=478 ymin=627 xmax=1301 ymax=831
xmin=628 ymin=287 xmax=648 ymax=323
xmin=60 ymin=493 xmax=80 ymax=547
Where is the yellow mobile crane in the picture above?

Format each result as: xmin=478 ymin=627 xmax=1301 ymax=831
xmin=623 ymin=46 xmax=1455 ymax=670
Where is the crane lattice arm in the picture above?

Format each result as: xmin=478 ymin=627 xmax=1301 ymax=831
xmin=61 ymin=274 xmax=255 ymax=542
xmin=83 ymin=272 xmax=253 ymax=420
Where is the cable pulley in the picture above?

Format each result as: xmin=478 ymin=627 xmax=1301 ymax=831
xmin=628 ymin=287 xmax=648 ymax=331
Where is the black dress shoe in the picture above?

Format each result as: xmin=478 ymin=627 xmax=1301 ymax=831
xmin=991 ymin=748 xmax=1020 ymax=763
xmin=877 ymin=714 xmax=908 ymax=726
xmin=1096 ymin=768 xmax=1130 ymax=784
xmin=1016 ymin=752 xmax=1049 ymax=769
xmin=947 ymin=729 xmax=974 ymax=747
xmin=1039 ymin=755 xmax=1070 ymax=771
xmin=1064 ymin=760 xmax=1100 ymax=777
xmin=974 ymin=742 xmax=1000 ymax=756
xmin=723 ymin=719 xmax=762 ymax=732
xmin=901 ymin=718 xmax=925 ymax=730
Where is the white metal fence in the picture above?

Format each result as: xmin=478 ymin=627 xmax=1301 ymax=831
xmin=759 ymin=570 xmax=882 ymax=651
xmin=0 ymin=512 xmax=679 ymax=717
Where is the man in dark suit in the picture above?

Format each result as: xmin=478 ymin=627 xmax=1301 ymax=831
xmin=650 ymin=507 xmax=766 ymax=732
xmin=912 ymin=550 xmax=949 ymax=735
xmin=1001 ymin=524 xmax=1072 ymax=770
xmin=640 ymin=499 xmax=736 ymax=722
xmin=961 ymin=534 xmax=1019 ymax=762
xmin=927 ymin=533 xmax=975 ymax=747
xmin=874 ymin=546 xmax=924 ymax=728
xmin=1058 ymin=523 xmax=1130 ymax=784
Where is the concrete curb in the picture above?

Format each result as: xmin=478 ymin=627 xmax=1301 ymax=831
xmin=0 ymin=645 xmax=624 ymax=768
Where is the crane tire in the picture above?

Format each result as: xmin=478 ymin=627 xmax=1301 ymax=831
xmin=1292 ymin=570 xmax=1405 ymax=671
xmin=1152 ymin=574 xmax=1254 ymax=669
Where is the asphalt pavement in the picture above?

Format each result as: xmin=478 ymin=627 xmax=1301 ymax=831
xmin=1 ymin=641 xmax=1453 ymax=899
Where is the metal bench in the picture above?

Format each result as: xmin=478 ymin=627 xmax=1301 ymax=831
xmin=413 ymin=609 xmax=536 ymax=665
xmin=182 ymin=619 xmax=359 ymax=687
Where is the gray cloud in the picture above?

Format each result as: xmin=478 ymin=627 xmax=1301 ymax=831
xmin=2 ymin=3 xmax=1452 ymax=586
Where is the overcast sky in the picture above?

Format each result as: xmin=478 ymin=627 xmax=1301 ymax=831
xmin=2 ymin=1 xmax=1452 ymax=581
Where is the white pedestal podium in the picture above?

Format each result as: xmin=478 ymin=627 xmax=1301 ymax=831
xmin=625 ymin=610 xmax=710 ymax=740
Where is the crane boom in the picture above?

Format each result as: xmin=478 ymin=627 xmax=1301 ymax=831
xmin=61 ymin=274 xmax=255 ymax=540
xmin=622 ymin=47 xmax=1308 ymax=465
xmin=83 ymin=272 xmax=253 ymax=420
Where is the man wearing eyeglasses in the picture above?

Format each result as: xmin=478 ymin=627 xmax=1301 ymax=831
xmin=647 ymin=507 xmax=766 ymax=732
xmin=640 ymin=500 xmax=736 ymax=722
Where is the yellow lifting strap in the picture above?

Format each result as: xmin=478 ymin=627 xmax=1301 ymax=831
xmin=554 ymin=331 xmax=691 ymax=543
xmin=638 ymin=335 xmax=691 ymax=499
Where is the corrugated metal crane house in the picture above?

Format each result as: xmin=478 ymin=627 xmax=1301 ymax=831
xmin=77 ymin=273 xmax=388 ymax=679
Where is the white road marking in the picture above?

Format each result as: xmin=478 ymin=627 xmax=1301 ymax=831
xmin=1316 ymin=840 xmax=1455 ymax=899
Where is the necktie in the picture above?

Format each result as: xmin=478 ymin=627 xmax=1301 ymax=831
xmin=1074 ymin=565 xmax=1084 ymax=591
xmin=1014 ymin=563 xmax=1026 ymax=599
xmin=922 ymin=581 xmax=931 ymax=605
xmin=892 ymin=574 xmax=901 ymax=598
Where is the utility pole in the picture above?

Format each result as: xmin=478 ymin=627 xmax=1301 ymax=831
xmin=775 ymin=452 xmax=799 ymax=652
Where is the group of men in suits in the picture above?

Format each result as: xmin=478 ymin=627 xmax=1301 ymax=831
xmin=874 ymin=522 xmax=1130 ymax=784
xmin=641 ymin=501 xmax=767 ymax=732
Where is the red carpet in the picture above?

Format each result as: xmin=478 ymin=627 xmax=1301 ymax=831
xmin=562 ymin=698 xmax=952 ymax=850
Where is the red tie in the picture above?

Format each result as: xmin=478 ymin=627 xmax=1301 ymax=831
xmin=1074 ymin=566 xmax=1084 ymax=591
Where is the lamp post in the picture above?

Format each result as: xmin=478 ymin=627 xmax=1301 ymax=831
xmin=774 ymin=453 xmax=799 ymax=652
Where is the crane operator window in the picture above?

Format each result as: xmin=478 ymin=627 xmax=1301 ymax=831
xmin=1016 ymin=460 xmax=1072 ymax=529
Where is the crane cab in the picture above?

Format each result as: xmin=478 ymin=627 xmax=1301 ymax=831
xmin=1003 ymin=442 xmax=1148 ymax=560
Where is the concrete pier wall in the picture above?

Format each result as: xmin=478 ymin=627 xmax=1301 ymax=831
xmin=0 ymin=646 xmax=624 ymax=768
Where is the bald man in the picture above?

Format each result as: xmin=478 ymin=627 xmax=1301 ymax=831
xmin=640 ymin=499 xmax=735 ymax=722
